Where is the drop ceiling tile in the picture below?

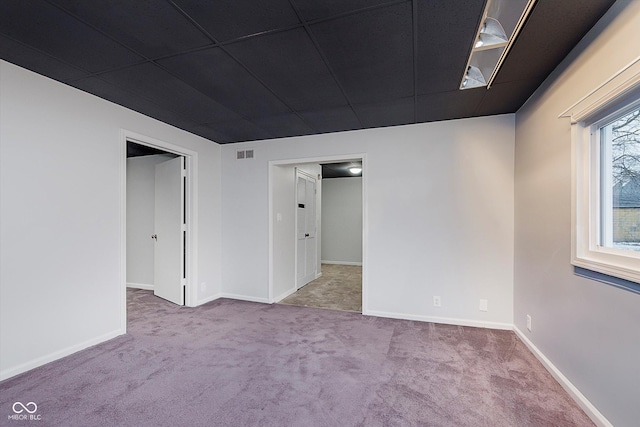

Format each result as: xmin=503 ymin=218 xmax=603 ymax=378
xmin=494 ymin=0 xmax=615 ymax=85
xmin=299 ymin=106 xmax=361 ymax=133
xmin=158 ymin=47 xmax=290 ymax=119
xmin=417 ymin=90 xmax=485 ymax=122
xmin=98 ymin=62 xmax=242 ymax=124
xmin=49 ymin=0 xmax=212 ymax=59
xmin=293 ymin=0 xmax=402 ymax=22
xmin=206 ymin=119 xmax=275 ymax=143
xmin=0 ymin=1 xmax=143 ymax=73
xmin=172 ymin=0 xmax=300 ymax=42
xmin=189 ymin=123 xmax=233 ymax=144
xmin=70 ymin=76 xmax=199 ymax=132
xmin=250 ymin=112 xmax=315 ymax=139
xmin=310 ymin=2 xmax=414 ymax=105
xmin=416 ymin=0 xmax=484 ymax=95
xmin=0 ymin=35 xmax=89 ymax=82
xmin=353 ymin=97 xmax=415 ymax=128
xmin=225 ymin=28 xmax=347 ymax=111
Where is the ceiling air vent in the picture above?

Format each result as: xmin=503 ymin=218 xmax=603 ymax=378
xmin=236 ymin=149 xmax=254 ymax=160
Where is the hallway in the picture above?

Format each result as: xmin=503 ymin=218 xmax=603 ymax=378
xmin=279 ymin=264 xmax=362 ymax=312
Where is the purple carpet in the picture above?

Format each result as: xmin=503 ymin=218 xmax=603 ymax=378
xmin=0 ymin=289 xmax=593 ymax=426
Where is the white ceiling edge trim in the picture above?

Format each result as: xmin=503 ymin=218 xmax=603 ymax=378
xmin=559 ymin=56 xmax=640 ymax=123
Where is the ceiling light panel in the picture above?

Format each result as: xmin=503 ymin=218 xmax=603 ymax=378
xmin=460 ymin=0 xmax=536 ymax=90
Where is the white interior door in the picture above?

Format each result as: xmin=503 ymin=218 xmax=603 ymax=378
xmin=154 ymin=156 xmax=185 ymax=305
xmin=296 ymin=170 xmax=317 ymax=289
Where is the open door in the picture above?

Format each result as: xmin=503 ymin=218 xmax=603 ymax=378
xmin=296 ymin=169 xmax=317 ymax=289
xmin=153 ymin=156 xmax=185 ymax=305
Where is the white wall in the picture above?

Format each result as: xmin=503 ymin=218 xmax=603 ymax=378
xmin=0 ymin=61 xmax=222 ymax=380
xmin=321 ymin=177 xmax=363 ymax=265
xmin=513 ymin=2 xmax=640 ymax=426
xmin=223 ymin=115 xmax=515 ymax=327
xmin=126 ymin=154 xmax=175 ymax=288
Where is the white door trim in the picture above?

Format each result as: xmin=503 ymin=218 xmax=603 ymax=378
xmin=120 ymin=130 xmax=199 ymax=332
xmin=268 ymin=153 xmax=367 ymax=314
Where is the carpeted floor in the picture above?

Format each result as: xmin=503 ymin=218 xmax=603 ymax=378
xmin=0 ymin=289 xmax=594 ymax=427
xmin=279 ymin=264 xmax=362 ymax=312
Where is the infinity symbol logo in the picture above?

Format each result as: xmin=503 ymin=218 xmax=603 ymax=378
xmin=12 ymin=401 xmax=38 ymax=414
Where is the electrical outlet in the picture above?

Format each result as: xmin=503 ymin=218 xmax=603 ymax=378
xmin=433 ymin=296 xmax=441 ymax=307
xmin=479 ymin=299 xmax=488 ymax=312
xmin=526 ymin=314 xmax=532 ymax=332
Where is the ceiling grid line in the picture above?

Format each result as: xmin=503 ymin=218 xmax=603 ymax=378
xmin=288 ymin=0 xmax=364 ymax=128
xmin=46 ymin=0 xmax=301 ymax=140
xmin=45 ymin=0 xmax=279 ymax=140
xmin=0 ymin=15 xmax=220 ymax=138
xmin=165 ymin=1 xmax=410 ymax=51
xmin=0 ymin=32 xmax=90 ymax=83
xmin=166 ymin=0 xmax=321 ymax=136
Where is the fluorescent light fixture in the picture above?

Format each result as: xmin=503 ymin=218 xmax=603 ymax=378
xmin=461 ymin=66 xmax=486 ymax=89
xmin=349 ymin=167 xmax=362 ymax=175
xmin=476 ymin=17 xmax=507 ymax=49
xmin=460 ymin=0 xmax=537 ymax=90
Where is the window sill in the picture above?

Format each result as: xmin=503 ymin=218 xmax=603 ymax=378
xmin=574 ymin=266 xmax=640 ymax=295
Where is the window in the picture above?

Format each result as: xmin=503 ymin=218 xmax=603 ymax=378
xmin=597 ymin=106 xmax=640 ymax=253
xmin=569 ymin=70 xmax=640 ymax=283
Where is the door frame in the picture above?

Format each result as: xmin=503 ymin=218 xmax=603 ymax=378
xmin=268 ymin=154 xmax=367 ymax=313
xmin=120 ymin=130 xmax=199 ymax=331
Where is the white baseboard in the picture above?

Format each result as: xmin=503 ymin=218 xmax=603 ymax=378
xmin=315 ymin=272 xmax=322 ymax=280
xmin=321 ymin=260 xmax=363 ymax=266
xmin=0 ymin=328 xmax=124 ymax=381
xmin=195 ymin=293 xmax=221 ymax=306
xmin=513 ymin=327 xmax=612 ymax=427
xmin=364 ymin=309 xmax=513 ymax=330
xmin=273 ymin=287 xmax=297 ymax=303
xmin=126 ymin=282 xmax=154 ymax=290
xmin=219 ymin=293 xmax=270 ymax=304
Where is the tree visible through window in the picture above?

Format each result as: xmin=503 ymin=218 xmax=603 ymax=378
xmin=601 ymin=107 xmax=640 ymax=252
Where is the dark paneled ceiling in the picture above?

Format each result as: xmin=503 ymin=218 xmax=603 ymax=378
xmin=127 ymin=141 xmax=170 ymax=158
xmin=0 ymin=0 xmax=615 ymax=144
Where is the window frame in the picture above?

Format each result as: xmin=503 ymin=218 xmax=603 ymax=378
xmin=571 ymin=83 xmax=640 ymax=283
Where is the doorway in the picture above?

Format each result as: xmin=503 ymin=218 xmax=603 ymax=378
xmin=269 ymin=155 xmax=366 ymax=313
xmin=126 ymin=141 xmax=186 ymax=305
xmin=121 ymin=131 xmax=198 ymax=330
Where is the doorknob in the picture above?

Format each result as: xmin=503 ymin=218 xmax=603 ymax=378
xmin=305 ymin=233 xmax=309 ymax=237
xmin=151 ymin=234 xmax=157 ymax=241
